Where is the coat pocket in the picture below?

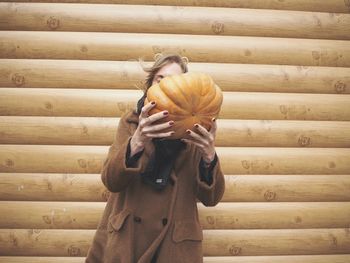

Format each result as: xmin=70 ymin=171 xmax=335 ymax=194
xmin=107 ymin=208 xmax=132 ymax=233
xmin=172 ymin=219 xmax=203 ymax=243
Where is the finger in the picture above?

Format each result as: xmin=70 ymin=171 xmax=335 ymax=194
xmin=140 ymin=110 xmax=169 ymax=128
xmin=194 ymin=123 xmax=210 ymax=137
xmin=209 ymin=117 xmax=217 ymax=135
xmin=186 ymin=129 xmax=208 ymax=145
xmin=147 ymin=110 xmax=169 ymax=124
xmin=142 ymin=121 xmax=174 ymax=133
xmin=181 ymin=138 xmax=205 ymax=149
xmin=145 ymin=131 xmax=174 ymax=138
xmin=140 ymin=101 xmax=156 ymax=118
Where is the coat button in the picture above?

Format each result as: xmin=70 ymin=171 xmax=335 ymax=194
xmin=134 ymin=216 xmax=142 ymax=223
xmin=162 ymin=218 xmax=168 ymax=226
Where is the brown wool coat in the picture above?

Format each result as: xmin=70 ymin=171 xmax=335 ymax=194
xmin=85 ymin=110 xmax=225 ymax=263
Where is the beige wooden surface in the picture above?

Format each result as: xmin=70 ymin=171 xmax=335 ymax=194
xmin=1 ymin=3 xmax=350 ymax=40
xmin=1 ymin=89 xmax=350 ymax=120
xmin=0 ymin=228 xmax=349 ymax=256
xmin=3 ymin=0 xmax=350 ymax=13
xmin=1 ymin=255 xmax=350 ymax=263
xmin=1 ymin=0 xmax=349 ymax=261
xmin=2 ymin=59 xmax=350 ymax=94
xmin=0 ymin=173 xmax=350 ymax=202
xmin=0 ymin=201 xmax=349 ymax=229
xmin=0 ymin=173 xmax=349 ymax=202
xmin=1 ymin=117 xmax=350 ymax=147
xmin=1 ymin=145 xmax=350 ymax=174
xmin=1 ymin=31 xmax=350 ymax=66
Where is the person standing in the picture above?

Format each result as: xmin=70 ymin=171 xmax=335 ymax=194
xmin=85 ymin=53 xmax=225 ymax=263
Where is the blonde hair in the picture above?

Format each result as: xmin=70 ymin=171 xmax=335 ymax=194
xmin=139 ymin=53 xmax=189 ymax=92
xmin=135 ymin=53 xmax=189 ymax=114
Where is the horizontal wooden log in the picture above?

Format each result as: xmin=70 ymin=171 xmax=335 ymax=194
xmin=1 ymin=89 xmax=350 ymax=121
xmin=1 ymin=4 xmax=350 ymax=40
xmin=204 ymin=255 xmax=350 ymax=263
xmin=1 ymin=173 xmax=349 ymax=202
xmin=1 ymin=31 xmax=350 ymax=67
xmin=1 ymin=59 xmax=350 ymax=94
xmin=1 ymin=255 xmax=350 ymax=263
xmin=197 ymin=202 xmax=350 ymax=229
xmin=203 ymin=229 xmax=350 ymax=256
xmin=0 ymin=145 xmax=349 ymax=174
xmin=4 ymin=0 xmax=350 ymax=13
xmin=223 ymin=174 xmax=350 ymax=202
xmin=0 ymin=228 xmax=349 ymax=256
xmin=1 ymin=116 xmax=350 ymax=147
xmin=0 ymin=229 xmax=92 ymax=256
xmin=0 ymin=257 xmax=84 ymax=263
xmin=0 ymin=201 xmax=104 ymax=229
xmin=0 ymin=173 xmax=106 ymax=202
xmin=0 ymin=201 xmax=349 ymax=229
xmin=0 ymin=88 xmax=139 ymax=118
xmin=0 ymin=116 xmax=116 ymax=146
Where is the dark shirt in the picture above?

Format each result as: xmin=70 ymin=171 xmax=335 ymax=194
xmin=125 ymin=140 xmax=216 ymax=186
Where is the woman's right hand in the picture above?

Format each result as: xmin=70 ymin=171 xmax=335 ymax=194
xmin=130 ymin=101 xmax=174 ymax=156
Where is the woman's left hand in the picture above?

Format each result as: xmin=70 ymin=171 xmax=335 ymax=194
xmin=181 ymin=118 xmax=217 ymax=164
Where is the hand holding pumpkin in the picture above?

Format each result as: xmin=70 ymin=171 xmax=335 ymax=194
xmin=144 ymin=72 xmax=223 ymax=139
xmin=130 ymin=101 xmax=174 ymax=156
xmin=133 ymin=72 xmax=222 ymax=161
xmin=182 ymin=118 xmax=217 ymax=164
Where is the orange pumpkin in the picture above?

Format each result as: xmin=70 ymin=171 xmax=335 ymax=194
xmin=144 ymin=72 xmax=223 ymax=139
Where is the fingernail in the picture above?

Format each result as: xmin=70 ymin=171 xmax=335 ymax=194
xmin=194 ymin=124 xmax=199 ymax=128
xmin=169 ymin=121 xmax=174 ymax=126
xmin=170 ymin=131 xmax=175 ymax=135
xmin=151 ymin=101 xmax=156 ymax=105
xmin=186 ymin=130 xmax=191 ymax=134
xmin=212 ymin=117 xmax=216 ymax=122
xmin=163 ymin=111 xmax=169 ymax=115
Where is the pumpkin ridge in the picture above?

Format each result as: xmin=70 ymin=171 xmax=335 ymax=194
xmin=198 ymin=85 xmax=223 ymax=115
xmin=160 ymin=75 xmax=192 ymax=113
xmin=149 ymin=83 xmax=188 ymax=116
xmin=186 ymin=73 xmax=200 ymax=111
xmin=195 ymin=73 xmax=215 ymax=111
xmin=172 ymin=74 xmax=194 ymax=110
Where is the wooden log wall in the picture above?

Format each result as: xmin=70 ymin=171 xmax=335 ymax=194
xmin=0 ymin=0 xmax=350 ymax=262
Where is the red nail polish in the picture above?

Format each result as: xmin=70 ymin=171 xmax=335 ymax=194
xmin=163 ymin=111 xmax=169 ymax=115
xmin=151 ymin=101 xmax=156 ymax=105
xmin=212 ymin=118 xmax=216 ymax=122
xmin=186 ymin=130 xmax=191 ymax=134
xmin=195 ymin=124 xmax=199 ymax=128
xmin=169 ymin=121 xmax=174 ymax=126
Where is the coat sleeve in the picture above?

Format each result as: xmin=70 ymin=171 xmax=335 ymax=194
xmin=194 ymin=148 xmax=225 ymax=207
xmin=101 ymin=113 xmax=150 ymax=193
